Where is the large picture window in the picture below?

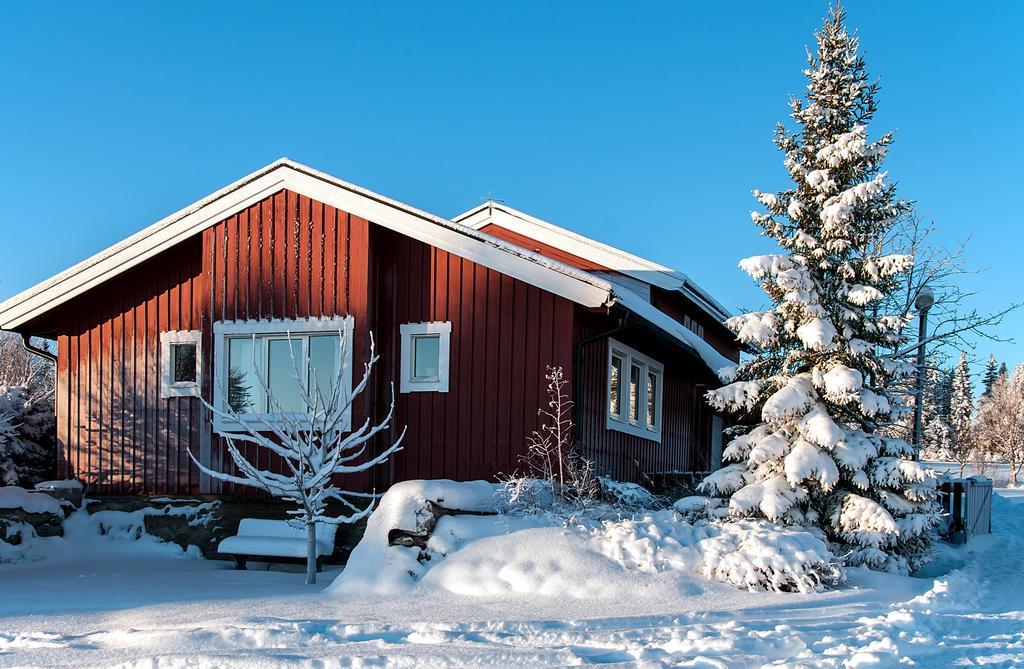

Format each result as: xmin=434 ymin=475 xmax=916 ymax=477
xmin=607 ymin=338 xmax=663 ymax=442
xmin=212 ymin=316 xmax=353 ymax=432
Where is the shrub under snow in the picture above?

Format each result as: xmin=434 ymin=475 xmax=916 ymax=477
xmin=0 ymin=386 xmax=55 ymax=487
xmin=329 ymin=480 xmax=844 ymax=598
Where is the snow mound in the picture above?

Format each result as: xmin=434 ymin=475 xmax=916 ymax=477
xmin=328 ymin=479 xmax=500 ymax=596
xmin=0 ymin=485 xmax=64 ymax=515
xmin=330 ymin=480 xmax=843 ymax=599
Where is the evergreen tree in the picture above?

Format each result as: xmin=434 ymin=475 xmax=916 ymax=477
xmin=981 ymin=354 xmax=999 ymax=397
xmin=920 ymin=362 xmax=953 ymax=460
xmin=999 ymin=361 xmax=1009 ymax=379
xmin=946 ymin=352 xmax=975 ymax=474
xmin=700 ymin=4 xmax=939 ymax=573
xmin=949 ymin=353 xmax=974 ymax=443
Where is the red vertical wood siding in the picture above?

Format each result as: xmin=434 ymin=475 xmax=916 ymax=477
xmin=45 ymin=186 xmax=717 ymax=496
xmin=477 ymin=223 xmax=611 ymax=272
xmin=574 ymin=307 xmax=719 ymax=484
xmin=370 ymin=227 xmax=574 ymax=485
xmin=53 ymin=239 xmax=203 ymax=494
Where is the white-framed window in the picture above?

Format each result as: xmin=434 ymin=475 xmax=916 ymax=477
xmin=160 ymin=330 xmax=201 ymax=398
xmin=606 ymin=338 xmax=663 ymax=442
xmin=683 ymin=315 xmax=705 ymax=339
xmin=399 ymin=322 xmax=451 ymax=393
xmin=211 ymin=316 xmax=354 ymax=432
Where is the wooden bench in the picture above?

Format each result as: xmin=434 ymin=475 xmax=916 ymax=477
xmin=217 ymin=519 xmax=338 ymax=571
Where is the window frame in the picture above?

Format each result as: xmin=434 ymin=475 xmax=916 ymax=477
xmin=399 ymin=321 xmax=452 ymax=393
xmin=606 ymin=338 xmax=663 ymax=442
xmin=212 ymin=316 xmax=354 ymax=433
xmin=160 ymin=330 xmax=202 ymax=398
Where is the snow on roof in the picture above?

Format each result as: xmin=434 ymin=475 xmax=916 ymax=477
xmin=454 ymin=201 xmax=732 ymax=323
xmin=0 ymin=159 xmax=734 ymax=376
xmin=611 ymin=289 xmax=734 ymax=375
xmin=0 ymin=159 xmax=614 ymax=330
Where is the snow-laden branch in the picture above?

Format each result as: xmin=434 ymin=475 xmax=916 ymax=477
xmin=188 ymin=330 xmax=404 ymax=584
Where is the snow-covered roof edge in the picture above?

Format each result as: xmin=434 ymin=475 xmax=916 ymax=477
xmin=0 ymin=159 xmax=615 ymax=330
xmin=454 ymin=201 xmax=732 ymax=322
xmin=611 ymin=289 xmax=734 ymax=375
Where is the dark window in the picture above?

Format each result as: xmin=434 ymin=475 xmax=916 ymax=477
xmin=172 ymin=344 xmax=197 ymax=384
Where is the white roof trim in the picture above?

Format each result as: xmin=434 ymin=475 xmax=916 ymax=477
xmin=612 ymin=289 xmax=734 ymax=375
xmin=0 ymin=159 xmax=614 ymax=330
xmin=454 ymin=202 xmax=731 ymax=322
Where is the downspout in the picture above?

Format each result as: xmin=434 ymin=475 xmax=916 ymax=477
xmin=572 ymin=312 xmax=627 ymax=449
xmin=20 ymin=333 xmax=57 ymax=364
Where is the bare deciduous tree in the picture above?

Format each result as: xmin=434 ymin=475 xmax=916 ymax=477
xmin=188 ymin=332 xmax=405 ymax=584
xmin=974 ymin=366 xmax=1024 ymax=486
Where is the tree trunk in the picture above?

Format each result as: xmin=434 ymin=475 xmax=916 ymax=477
xmin=306 ymin=521 xmax=317 ymax=585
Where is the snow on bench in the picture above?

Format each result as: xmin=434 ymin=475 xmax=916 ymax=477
xmin=218 ymin=519 xmax=337 ymax=571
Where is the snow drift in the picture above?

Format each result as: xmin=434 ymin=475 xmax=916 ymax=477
xmin=329 ymin=480 xmax=843 ymax=598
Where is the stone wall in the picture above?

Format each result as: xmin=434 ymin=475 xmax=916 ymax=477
xmin=84 ymin=496 xmax=368 ymax=562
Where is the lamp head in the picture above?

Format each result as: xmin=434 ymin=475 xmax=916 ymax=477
xmin=915 ymin=286 xmax=935 ymax=312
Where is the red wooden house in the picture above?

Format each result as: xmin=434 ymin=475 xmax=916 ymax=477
xmin=0 ymin=159 xmax=739 ymax=496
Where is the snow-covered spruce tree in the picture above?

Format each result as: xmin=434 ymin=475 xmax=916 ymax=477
xmin=920 ymin=363 xmax=953 ymax=461
xmin=0 ymin=385 xmax=55 ymax=486
xmin=946 ymin=352 xmax=975 ymax=473
xmin=981 ymin=354 xmax=999 ymax=398
xmin=699 ymin=5 xmax=939 ymax=573
xmin=189 ymin=332 xmax=405 ymax=584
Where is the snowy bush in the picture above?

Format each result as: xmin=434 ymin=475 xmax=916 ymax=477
xmin=499 ymin=366 xmax=599 ymax=516
xmin=0 ymin=385 xmax=55 ymax=487
xmin=699 ymin=6 xmax=940 ymax=573
xmin=596 ymin=477 xmax=661 ymax=511
xmin=331 ymin=479 xmax=842 ymax=599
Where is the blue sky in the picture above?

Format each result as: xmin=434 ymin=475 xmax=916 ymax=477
xmin=0 ymin=1 xmax=1020 ymax=376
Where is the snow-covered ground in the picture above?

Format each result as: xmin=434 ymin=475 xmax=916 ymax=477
xmin=926 ymin=460 xmax=1019 ymax=488
xmin=1 ymin=492 xmax=1023 ymax=668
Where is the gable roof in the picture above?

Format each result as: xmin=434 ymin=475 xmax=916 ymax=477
xmin=0 ymin=159 xmax=614 ymax=331
xmin=0 ymin=159 xmax=734 ymax=374
xmin=454 ymin=201 xmax=731 ymax=323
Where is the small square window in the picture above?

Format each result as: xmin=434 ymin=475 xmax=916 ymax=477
xmin=172 ymin=344 xmax=197 ymax=383
xmin=161 ymin=330 xmax=201 ymax=398
xmin=400 ymin=322 xmax=451 ymax=393
xmin=412 ymin=335 xmax=441 ymax=380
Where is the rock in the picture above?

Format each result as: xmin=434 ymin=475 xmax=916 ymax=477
xmin=0 ymin=507 xmax=65 ymax=544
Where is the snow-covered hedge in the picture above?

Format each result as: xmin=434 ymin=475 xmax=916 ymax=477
xmin=330 ymin=480 xmax=844 ymax=598
xmin=0 ymin=385 xmax=55 ymax=486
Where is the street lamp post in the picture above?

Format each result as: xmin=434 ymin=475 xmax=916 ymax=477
xmin=912 ymin=286 xmax=935 ymax=455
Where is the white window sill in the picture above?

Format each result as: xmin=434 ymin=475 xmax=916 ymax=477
xmin=607 ymin=418 xmax=662 ymax=443
xmin=213 ymin=412 xmax=351 ymax=435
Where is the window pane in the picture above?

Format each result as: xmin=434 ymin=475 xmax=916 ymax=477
xmin=412 ymin=335 xmax=440 ymax=379
xmin=267 ymin=338 xmax=304 ymax=412
xmin=308 ymin=335 xmax=340 ymax=406
xmin=227 ymin=338 xmax=257 ymax=414
xmin=609 ymin=354 xmax=622 ymax=417
xmin=647 ymin=371 xmax=658 ymax=428
xmin=172 ymin=344 xmax=196 ymax=383
xmin=629 ymin=363 xmax=641 ymax=423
